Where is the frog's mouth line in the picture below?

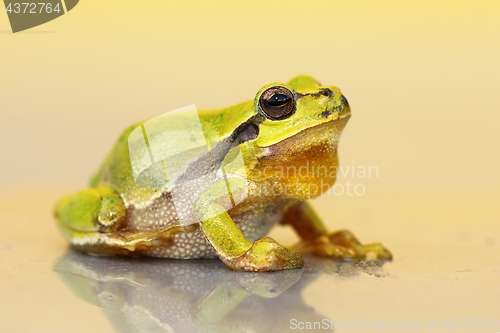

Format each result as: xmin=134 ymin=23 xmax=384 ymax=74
xmin=262 ymin=115 xmax=350 ymax=150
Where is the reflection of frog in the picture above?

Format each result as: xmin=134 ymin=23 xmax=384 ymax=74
xmin=54 ymin=75 xmax=392 ymax=271
xmin=55 ymin=253 xmax=388 ymax=332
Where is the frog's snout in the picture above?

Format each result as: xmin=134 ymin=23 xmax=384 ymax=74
xmin=341 ymin=95 xmax=349 ymax=109
xmin=320 ymin=89 xmax=350 ymax=120
xmin=340 ymin=94 xmax=351 ymax=117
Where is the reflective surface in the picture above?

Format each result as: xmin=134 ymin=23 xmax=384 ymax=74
xmin=54 ymin=253 xmax=385 ymax=333
xmin=1 ymin=191 xmax=498 ymax=332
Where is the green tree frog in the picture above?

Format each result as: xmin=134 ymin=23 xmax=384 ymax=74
xmin=55 ymin=75 xmax=392 ymax=271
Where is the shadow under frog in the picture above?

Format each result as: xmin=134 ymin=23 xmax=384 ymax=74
xmin=54 ymin=253 xmax=388 ymax=333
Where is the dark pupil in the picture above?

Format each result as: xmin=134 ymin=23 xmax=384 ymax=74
xmin=267 ymin=93 xmax=290 ymax=106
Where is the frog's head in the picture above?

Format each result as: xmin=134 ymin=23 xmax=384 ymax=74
xmin=236 ymin=75 xmax=351 ymax=200
xmin=253 ymin=75 xmax=350 ymax=146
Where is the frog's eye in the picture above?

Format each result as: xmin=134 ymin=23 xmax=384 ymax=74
xmin=259 ymin=87 xmax=295 ymax=120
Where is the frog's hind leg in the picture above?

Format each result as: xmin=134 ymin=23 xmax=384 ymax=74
xmin=281 ymin=200 xmax=392 ymax=260
xmin=55 ymin=185 xmax=181 ymax=255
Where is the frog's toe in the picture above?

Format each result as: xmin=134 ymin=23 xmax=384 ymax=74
xmin=363 ymin=242 xmax=393 ymax=261
xmin=223 ymin=237 xmax=304 ymax=272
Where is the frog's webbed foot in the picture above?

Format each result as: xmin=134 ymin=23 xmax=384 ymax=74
xmin=281 ymin=201 xmax=392 ymax=261
xmin=222 ymin=237 xmax=304 ymax=272
xmin=293 ymin=229 xmax=392 ymax=261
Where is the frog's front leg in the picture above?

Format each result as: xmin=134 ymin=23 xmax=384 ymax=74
xmin=281 ymin=200 xmax=392 ymax=260
xmin=195 ymin=199 xmax=304 ymax=271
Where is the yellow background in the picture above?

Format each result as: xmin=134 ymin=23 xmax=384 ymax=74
xmin=2 ymin=0 xmax=500 ymax=193
xmin=1 ymin=1 xmax=499 ymax=332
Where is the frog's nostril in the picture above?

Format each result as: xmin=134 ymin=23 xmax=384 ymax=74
xmin=341 ymin=95 xmax=349 ymax=107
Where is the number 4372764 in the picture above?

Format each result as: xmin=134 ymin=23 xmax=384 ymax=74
xmin=443 ymin=319 xmax=497 ymax=330
xmin=6 ymin=3 xmax=62 ymax=14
